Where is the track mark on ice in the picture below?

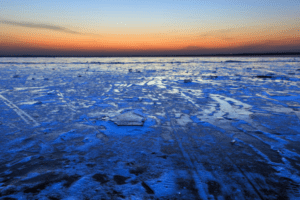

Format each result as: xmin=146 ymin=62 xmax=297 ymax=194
xmin=101 ymin=85 xmax=112 ymax=96
xmin=295 ymin=111 xmax=300 ymax=121
xmin=179 ymin=93 xmax=265 ymax=199
xmin=57 ymin=92 xmax=76 ymax=112
xmin=180 ymin=92 xmax=200 ymax=108
xmin=0 ymin=94 xmax=39 ymax=127
xmin=166 ymin=117 xmax=208 ymax=199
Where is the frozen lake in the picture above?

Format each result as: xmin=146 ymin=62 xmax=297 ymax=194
xmin=0 ymin=57 xmax=300 ymax=199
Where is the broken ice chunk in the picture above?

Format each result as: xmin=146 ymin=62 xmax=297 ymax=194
xmin=111 ymin=112 xmax=145 ymax=126
xmin=184 ymin=79 xmax=192 ymax=83
xmin=34 ymin=101 xmax=42 ymax=105
xmin=256 ymin=75 xmax=272 ymax=79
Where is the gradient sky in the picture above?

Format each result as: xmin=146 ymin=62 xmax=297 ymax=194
xmin=1 ymin=0 xmax=300 ymax=56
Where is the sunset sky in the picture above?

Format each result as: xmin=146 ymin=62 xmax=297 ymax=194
xmin=1 ymin=0 xmax=299 ymax=56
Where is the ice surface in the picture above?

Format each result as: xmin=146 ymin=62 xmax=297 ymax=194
xmin=0 ymin=56 xmax=300 ymax=199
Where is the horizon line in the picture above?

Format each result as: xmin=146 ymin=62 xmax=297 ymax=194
xmin=1 ymin=52 xmax=300 ymax=57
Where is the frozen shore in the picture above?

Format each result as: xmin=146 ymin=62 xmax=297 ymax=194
xmin=0 ymin=57 xmax=300 ymax=199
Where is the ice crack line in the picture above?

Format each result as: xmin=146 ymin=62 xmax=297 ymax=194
xmin=57 ymin=92 xmax=76 ymax=112
xmin=170 ymin=121 xmax=208 ymax=200
xmin=0 ymin=94 xmax=39 ymax=127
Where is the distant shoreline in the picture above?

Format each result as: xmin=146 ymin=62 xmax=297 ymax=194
xmin=0 ymin=52 xmax=299 ymax=57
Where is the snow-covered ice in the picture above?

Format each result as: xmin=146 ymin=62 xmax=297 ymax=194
xmin=0 ymin=57 xmax=300 ymax=199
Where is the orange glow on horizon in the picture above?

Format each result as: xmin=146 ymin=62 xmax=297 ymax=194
xmin=1 ymin=23 xmax=300 ymax=55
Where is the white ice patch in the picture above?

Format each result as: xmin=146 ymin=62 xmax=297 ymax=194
xmin=155 ymin=112 xmax=166 ymax=117
xmin=192 ymin=94 xmax=254 ymax=131
xmin=188 ymin=89 xmax=203 ymax=97
xmin=175 ymin=113 xmax=182 ymax=118
xmin=66 ymin=89 xmax=76 ymax=93
xmin=30 ymin=88 xmax=48 ymax=93
xmin=147 ymin=78 xmax=166 ymax=88
xmin=176 ymin=114 xmax=193 ymax=126
xmin=14 ymin=86 xmax=48 ymax=92
xmin=167 ymin=89 xmax=180 ymax=94
xmin=147 ymin=80 xmax=156 ymax=85
xmin=210 ymin=94 xmax=252 ymax=120
xmin=136 ymin=80 xmax=148 ymax=86
xmin=19 ymin=101 xmax=40 ymax=105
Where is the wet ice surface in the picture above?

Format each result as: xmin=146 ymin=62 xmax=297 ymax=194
xmin=0 ymin=57 xmax=300 ymax=200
